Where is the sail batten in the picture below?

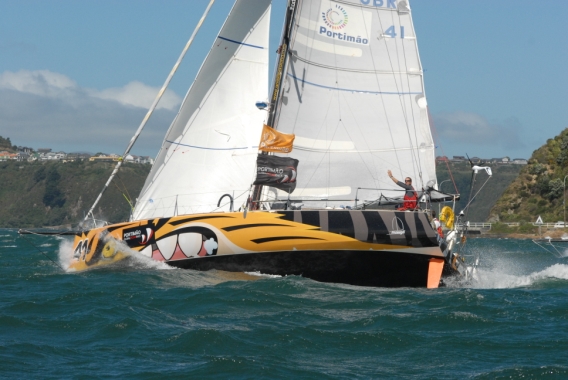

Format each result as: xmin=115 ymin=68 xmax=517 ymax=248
xmin=217 ymin=36 xmax=265 ymax=49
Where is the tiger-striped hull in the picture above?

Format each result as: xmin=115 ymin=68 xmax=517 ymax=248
xmin=69 ymin=209 xmax=447 ymax=288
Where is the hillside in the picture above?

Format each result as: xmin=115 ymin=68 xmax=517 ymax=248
xmin=436 ymin=162 xmax=522 ymax=222
xmin=0 ymin=160 xmax=150 ymax=228
xmin=0 ymin=159 xmax=523 ymax=228
xmin=489 ymin=128 xmax=568 ymax=224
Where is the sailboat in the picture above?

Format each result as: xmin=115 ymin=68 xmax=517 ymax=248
xmin=24 ymin=0 xmax=484 ymax=287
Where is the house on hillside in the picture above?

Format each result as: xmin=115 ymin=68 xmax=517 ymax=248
xmin=27 ymin=153 xmax=40 ymax=162
xmin=41 ymin=152 xmax=66 ymax=160
xmin=16 ymin=152 xmax=30 ymax=161
xmin=489 ymin=157 xmax=510 ymax=164
xmin=124 ymin=154 xmax=154 ymax=164
xmin=64 ymin=153 xmax=91 ymax=162
xmin=137 ymin=156 xmax=154 ymax=164
xmin=17 ymin=146 xmax=33 ymax=154
xmin=512 ymin=158 xmax=527 ymax=165
xmin=0 ymin=151 xmax=18 ymax=160
xmin=89 ymin=155 xmax=119 ymax=162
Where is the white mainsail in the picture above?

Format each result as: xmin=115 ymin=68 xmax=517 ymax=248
xmin=132 ymin=0 xmax=271 ymax=220
xmin=269 ymin=0 xmax=437 ymax=206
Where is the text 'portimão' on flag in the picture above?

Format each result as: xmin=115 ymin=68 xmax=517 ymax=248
xmin=258 ymin=125 xmax=295 ymax=153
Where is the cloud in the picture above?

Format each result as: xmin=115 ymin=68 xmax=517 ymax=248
xmin=0 ymin=70 xmax=181 ymax=110
xmin=91 ymin=81 xmax=181 ymax=110
xmin=0 ymin=70 xmax=77 ymax=98
xmin=0 ymin=70 xmax=181 ymax=155
xmin=432 ymin=111 xmax=526 ymax=154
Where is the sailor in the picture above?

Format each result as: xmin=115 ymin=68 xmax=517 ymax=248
xmin=387 ymin=170 xmax=417 ymax=211
xmin=431 ymin=210 xmax=444 ymax=239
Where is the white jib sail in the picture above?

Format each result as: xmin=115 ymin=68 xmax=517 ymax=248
xmin=132 ymin=0 xmax=271 ymax=220
xmin=269 ymin=0 xmax=437 ymax=206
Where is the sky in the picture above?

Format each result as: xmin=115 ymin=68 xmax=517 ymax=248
xmin=1 ymin=0 xmax=567 ymax=160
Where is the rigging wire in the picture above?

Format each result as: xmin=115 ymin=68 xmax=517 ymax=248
xmin=394 ymin=9 xmax=425 ymax=186
xmin=462 ymin=173 xmax=492 ymax=219
xmin=365 ymin=10 xmax=401 ymax=182
xmin=380 ymin=8 xmax=422 ymax=186
xmin=112 ymin=174 xmax=134 ymax=211
xmin=115 ymin=174 xmax=133 ymax=206
xmin=427 ymin=107 xmax=459 ymax=193
xmin=19 ymin=233 xmax=67 ymax=271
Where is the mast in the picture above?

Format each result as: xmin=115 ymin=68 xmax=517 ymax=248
xmin=82 ymin=0 xmax=216 ymax=225
xmin=251 ymin=0 xmax=298 ymax=207
xmin=267 ymin=0 xmax=297 ymax=128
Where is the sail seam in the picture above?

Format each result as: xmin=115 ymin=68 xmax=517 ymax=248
xmin=289 ymin=51 xmax=422 ymax=75
xmin=295 ymin=145 xmax=433 ymax=154
xmin=287 ymin=73 xmax=421 ymax=95
xmin=165 ymin=139 xmax=257 ymax=151
xmin=217 ymin=36 xmax=264 ymax=49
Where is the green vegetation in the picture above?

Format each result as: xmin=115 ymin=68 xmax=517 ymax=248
xmin=0 ymin=158 xmax=524 ymax=228
xmin=490 ymin=128 xmax=568 ymax=224
xmin=5 ymin=127 xmax=568 ymax=227
xmin=487 ymin=222 xmax=514 ymax=234
xmin=0 ymin=160 xmax=150 ymax=228
xmin=436 ymin=162 xmax=522 ymax=222
xmin=481 ymin=222 xmax=537 ymax=235
xmin=43 ymin=166 xmax=66 ymax=208
xmin=0 ymin=136 xmax=16 ymax=152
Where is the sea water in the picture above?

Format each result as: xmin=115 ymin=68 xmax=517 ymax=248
xmin=1 ymin=230 xmax=568 ymax=379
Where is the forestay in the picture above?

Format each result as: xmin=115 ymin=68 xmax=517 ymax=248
xmin=268 ymin=0 xmax=437 ymax=206
xmin=132 ymin=0 xmax=271 ymax=220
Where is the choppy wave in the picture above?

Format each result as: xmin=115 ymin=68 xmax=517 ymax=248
xmin=3 ymin=231 xmax=568 ymax=378
xmin=443 ymin=260 xmax=568 ymax=290
xmin=467 ymin=263 xmax=568 ymax=289
xmin=245 ymin=271 xmax=283 ymax=278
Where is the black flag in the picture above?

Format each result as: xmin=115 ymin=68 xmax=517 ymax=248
xmin=254 ymin=154 xmax=299 ymax=194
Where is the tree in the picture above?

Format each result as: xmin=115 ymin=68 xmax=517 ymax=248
xmin=42 ymin=166 xmax=65 ymax=208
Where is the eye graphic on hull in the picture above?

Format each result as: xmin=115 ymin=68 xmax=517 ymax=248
xmin=201 ymin=237 xmax=219 ymax=256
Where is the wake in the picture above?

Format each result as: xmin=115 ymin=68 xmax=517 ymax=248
xmin=449 ymin=264 xmax=568 ymax=289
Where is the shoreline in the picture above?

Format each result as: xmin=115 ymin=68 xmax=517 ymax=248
xmin=472 ymin=230 xmax=568 ymax=240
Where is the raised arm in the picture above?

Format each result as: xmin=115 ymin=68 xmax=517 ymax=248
xmin=387 ymin=170 xmax=399 ymax=184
